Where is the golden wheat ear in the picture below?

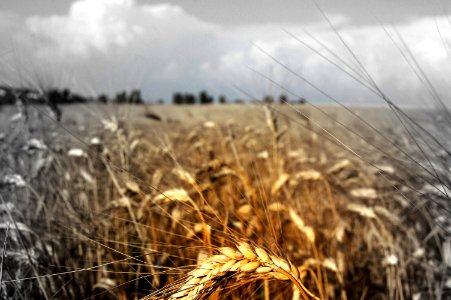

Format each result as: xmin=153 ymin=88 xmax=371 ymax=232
xmin=144 ymin=242 xmax=319 ymax=300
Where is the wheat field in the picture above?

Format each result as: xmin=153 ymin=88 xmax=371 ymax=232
xmin=1 ymin=1 xmax=451 ymax=300
xmin=0 ymin=101 xmax=448 ymax=299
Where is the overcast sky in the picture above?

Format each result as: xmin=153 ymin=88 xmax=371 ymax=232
xmin=1 ymin=0 xmax=451 ymax=106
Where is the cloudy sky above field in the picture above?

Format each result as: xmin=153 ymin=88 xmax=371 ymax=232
xmin=1 ymin=0 xmax=451 ymax=106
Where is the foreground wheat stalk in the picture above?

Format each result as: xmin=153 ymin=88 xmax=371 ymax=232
xmin=145 ymin=242 xmax=319 ymax=300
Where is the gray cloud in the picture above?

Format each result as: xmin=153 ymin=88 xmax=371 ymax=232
xmin=137 ymin=0 xmax=451 ymax=28
xmin=0 ymin=0 xmax=450 ymax=107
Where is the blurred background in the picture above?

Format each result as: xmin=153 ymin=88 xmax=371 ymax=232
xmin=1 ymin=0 xmax=451 ymax=106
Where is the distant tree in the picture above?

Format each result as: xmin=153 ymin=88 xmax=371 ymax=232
xmin=263 ymin=95 xmax=274 ymax=104
xmin=157 ymin=99 xmax=164 ymax=105
xmin=129 ymin=89 xmax=143 ymax=104
xmin=185 ymin=93 xmax=196 ymax=105
xmin=0 ymin=87 xmax=15 ymax=105
xmin=98 ymin=94 xmax=108 ymax=104
xmin=299 ymin=97 xmax=306 ymax=104
xmin=115 ymin=91 xmax=127 ymax=103
xmin=173 ymin=92 xmax=184 ymax=105
xmin=199 ymin=90 xmax=213 ymax=104
xmin=279 ymin=94 xmax=288 ymax=104
xmin=62 ymin=88 xmax=71 ymax=103
xmin=219 ymin=95 xmax=227 ymax=104
xmin=46 ymin=89 xmax=60 ymax=103
xmin=234 ymin=99 xmax=244 ymax=104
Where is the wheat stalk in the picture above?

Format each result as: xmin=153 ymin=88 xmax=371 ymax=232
xmin=160 ymin=242 xmax=319 ymax=300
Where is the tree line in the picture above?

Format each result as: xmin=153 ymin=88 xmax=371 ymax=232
xmin=172 ymin=90 xmax=306 ymax=105
xmin=0 ymin=86 xmax=144 ymax=105
xmin=0 ymin=86 xmax=307 ymax=105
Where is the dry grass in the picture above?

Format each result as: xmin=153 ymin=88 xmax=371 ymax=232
xmin=0 ymin=102 xmax=444 ymax=300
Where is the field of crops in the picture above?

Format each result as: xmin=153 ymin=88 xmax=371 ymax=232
xmin=0 ymin=103 xmax=448 ymax=299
